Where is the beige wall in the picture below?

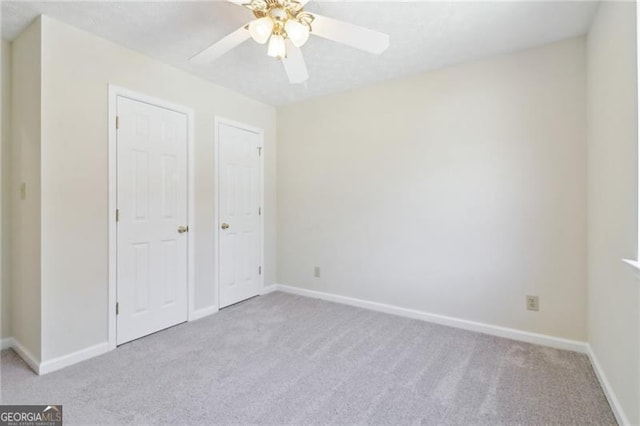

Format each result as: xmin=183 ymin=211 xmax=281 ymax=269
xmin=277 ymin=37 xmax=587 ymax=341
xmin=38 ymin=16 xmax=276 ymax=361
xmin=1 ymin=40 xmax=11 ymax=340
xmin=10 ymin=18 xmax=42 ymax=360
xmin=587 ymin=2 xmax=639 ymax=425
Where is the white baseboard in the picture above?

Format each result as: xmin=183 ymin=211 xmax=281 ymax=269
xmin=9 ymin=338 xmax=41 ymax=374
xmin=2 ymin=286 xmax=594 ymax=381
xmin=39 ymin=341 xmax=111 ymax=375
xmin=8 ymin=303 xmax=220 ymax=375
xmin=191 ymin=306 xmax=218 ymax=321
xmin=1 ymin=337 xmax=13 ymax=350
xmin=260 ymin=284 xmax=278 ymax=295
xmin=274 ymin=284 xmax=588 ymax=354
xmin=587 ymin=345 xmax=630 ymax=426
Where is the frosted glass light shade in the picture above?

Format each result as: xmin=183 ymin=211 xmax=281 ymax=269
xmin=248 ymin=17 xmax=274 ymax=44
xmin=285 ymin=20 xmax=310 ymax=47
xmin=267 ymin=34 xmax=287 ymax=59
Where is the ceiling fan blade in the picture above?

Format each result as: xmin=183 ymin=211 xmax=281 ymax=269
xmin=311 ymin=14 xmax=389 ymax=55
xmin=282 ymin=41 xmax=309 ymax=84
xmin=189 ymin=26 xmax=251 ymax=64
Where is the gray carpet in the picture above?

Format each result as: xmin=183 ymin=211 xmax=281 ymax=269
xmin=1 ymin=292 xmax=615 ymax=425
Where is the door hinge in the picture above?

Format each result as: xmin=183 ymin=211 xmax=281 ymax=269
xmin=258 ymin=266 xmax=262 ymax=275
xmin=116 ymin=116 xmax=120 ymax=130
xmin=257 ymin=146 xmax=262 ymax=156
xmin=258 ymin=206 xmax=261 ymax=216
xmin=116 ymin=302 xmax=119 ymax=315
xmin=116 ymin=209 xmax=120 ymax=222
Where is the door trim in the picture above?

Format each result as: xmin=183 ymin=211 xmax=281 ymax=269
xmin=214 ymin=117 xmax=265 ymax=309
xmin=108 ymin=85 xmax=195 ymax=350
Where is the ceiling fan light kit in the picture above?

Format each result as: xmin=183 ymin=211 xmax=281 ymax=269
xmin=190 ymin=0 xmax=390 ymax=84
xmin=248 ymin=16 xmax=274 ymax=44
xmin=284 ymin=19 xmax=311 ymax=47
xmin=245 ymin=0 xmax=313 ymax=58
xmin=267 ymin=33 xmax=287 ymax=59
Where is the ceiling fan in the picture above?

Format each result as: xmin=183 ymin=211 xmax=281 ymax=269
xmin=189 ymin=0 xmax=390 ymax=84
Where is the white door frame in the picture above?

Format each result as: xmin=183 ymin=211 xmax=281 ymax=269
xmin=214 ymin=117 xmax=265 ymax=309
xmin=108 ymin=85 xmax=195 ymax=350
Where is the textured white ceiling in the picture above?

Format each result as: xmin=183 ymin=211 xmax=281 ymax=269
xmin=2 ymin=1 xmax=598 ymax=106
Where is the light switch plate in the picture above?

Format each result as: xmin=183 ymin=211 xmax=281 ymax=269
xmin=526 ymin=295 xmax=539 ymax=311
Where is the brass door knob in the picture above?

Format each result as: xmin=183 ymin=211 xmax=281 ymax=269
xmin=221 ymin=223 xmax=230 ymax=230
xmin=177 ymin=225 xmax=189 ymax=234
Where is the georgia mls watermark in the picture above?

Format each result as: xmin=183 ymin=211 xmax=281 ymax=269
xmin=0 ymin=405 xmax=62 ymax=426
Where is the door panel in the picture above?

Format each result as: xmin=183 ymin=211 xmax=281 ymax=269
xmin=218 ymin=122 xmax=262 ymax=308
xmin=132 ymin=242 xmax=150 ymax=314
xmin=117 ymin=96 xmax=188 ymax=345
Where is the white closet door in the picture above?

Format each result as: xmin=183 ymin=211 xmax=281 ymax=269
xmin=218 ymin=122 xmax=262 ymax=308
xmin=116 ymin=96 xmax=188 ymax=345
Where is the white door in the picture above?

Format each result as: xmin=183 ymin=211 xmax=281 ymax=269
xmin=117 ymin=96 xmax=189 ymax=345
xmin=218 ymin=122 xmax=262 ymax=308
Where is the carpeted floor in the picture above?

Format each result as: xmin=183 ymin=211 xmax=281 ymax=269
xmin=1 ymin=291 xmax=615 ymax=425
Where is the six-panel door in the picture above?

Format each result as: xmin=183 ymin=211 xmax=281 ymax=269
xmin=116 ymin=96 xmax=189 ymax=345
xmin=218 ymin=122 xmax=262 ymax=308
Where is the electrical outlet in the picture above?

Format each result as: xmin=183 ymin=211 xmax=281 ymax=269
xmin=313 ymin=266 xmax=320 ymax=278
xmin=526 ymin=295 xmax=539 ymax=311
